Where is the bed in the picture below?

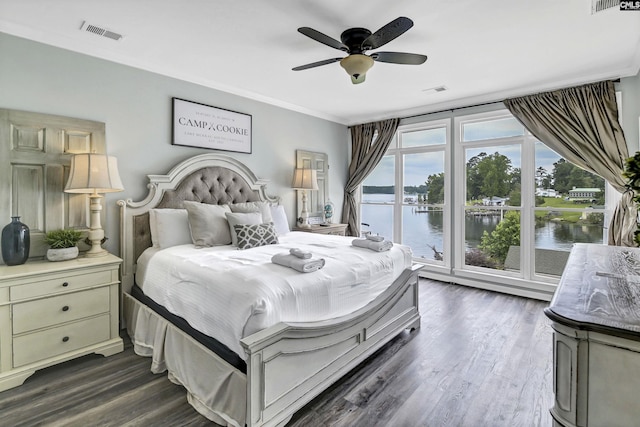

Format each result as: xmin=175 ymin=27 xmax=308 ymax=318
xmin=118 ymin=153 xmax=421 ymax=427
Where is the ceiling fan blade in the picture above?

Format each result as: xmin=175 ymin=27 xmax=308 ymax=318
xmin=298 ymin=27 xmax=348 ymax=51
xmin=371 ymin=51 xmax=427 ymax=65
xmin=292 ymin=58 xmax=343 ymax=71
xmin=362 ymin=17 xmax=414 ymax=50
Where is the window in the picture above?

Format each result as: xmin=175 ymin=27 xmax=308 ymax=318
xmin=532 ymin=142 xmax=604 ymax=276
xmin=456 ymin=111 xmax=605 ymax=282
xmin=361 ymin=109 xmax=608 ymax=294
xmin=361 ymin=155 xmax=395 ymax=240
xmin=402 ymin=151 xmax=446 ymax=261
xmin=361 ymin=121 xmax=449 ymax=263
xmin=461 ymin=144 xmax=521 ymax=272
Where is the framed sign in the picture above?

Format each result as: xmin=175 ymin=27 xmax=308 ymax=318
xmin=172 ymin=98 xmax=252 ymax=154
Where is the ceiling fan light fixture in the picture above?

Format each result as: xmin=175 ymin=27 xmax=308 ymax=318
xmin=293 ymin=18 xmax=425 ymax=83
xmin=340 ymin=54 xmax=374 ymax=84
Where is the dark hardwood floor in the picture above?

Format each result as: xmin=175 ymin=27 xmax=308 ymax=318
xmin=0 ymin=280 xmax=553 ymax=426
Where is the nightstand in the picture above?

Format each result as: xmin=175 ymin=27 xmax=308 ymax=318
xmin=294 ymin=223 xmax=348 ymax=236
xmin=0 ymin=253 xmax=124 ymax=391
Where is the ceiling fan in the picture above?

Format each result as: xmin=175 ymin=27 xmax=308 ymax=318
xmin=292 ymin=17 xmax=427 ymax=84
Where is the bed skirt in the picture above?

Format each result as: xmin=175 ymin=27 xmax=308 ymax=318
xmin=124 ymin=293 xmax=248 ymax=427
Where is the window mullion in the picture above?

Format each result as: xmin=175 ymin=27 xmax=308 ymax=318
xmin=395 ymin=151 xmax=403 ymax=243
xmin=443 ymin=118 xmax=453 ymax=269
xmin=521 ymin=136 xmax=535 ymax=280
xmin=453 ymin=116 xmax=465 ymax=271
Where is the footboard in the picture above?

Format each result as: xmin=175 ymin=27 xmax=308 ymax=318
xmin=241 ymin=264 xmax=422 ymax=427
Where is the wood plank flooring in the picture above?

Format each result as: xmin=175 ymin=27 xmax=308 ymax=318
xmin=0 ymin=280 xmax=553 ymax=426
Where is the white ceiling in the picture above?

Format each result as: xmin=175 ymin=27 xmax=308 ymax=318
xmin=1 ymin=0 xmax=639 ymax=125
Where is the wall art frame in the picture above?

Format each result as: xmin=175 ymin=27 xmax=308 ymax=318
xmin=172 ymin=97 xmax=252 ymax=154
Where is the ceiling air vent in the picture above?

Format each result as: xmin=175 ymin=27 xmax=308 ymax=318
xmin=591 ymin=0 xmax=620 ymax=14
xmin=80 ymin=21 xmax=123 ymax=41
xmin=422 ymin=86 xmax=448 ymax=95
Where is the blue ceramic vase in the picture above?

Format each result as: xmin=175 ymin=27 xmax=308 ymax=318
xmin=1 ymin=216 xmax=30 ymax=266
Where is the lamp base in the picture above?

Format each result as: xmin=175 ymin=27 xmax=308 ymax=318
xmin=85 ymin=248 xmax=109 ymax=257
xmin=298 ymin=189 xmax=312 ymax=229
xmin=85 ymin=193 xmax=108 ymax=258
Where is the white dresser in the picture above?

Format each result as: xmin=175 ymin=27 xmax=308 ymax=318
xmin=545 ymin=244 xmax=640 ymax=427
xmin=0 ymin=254 xmax=123 ymax=391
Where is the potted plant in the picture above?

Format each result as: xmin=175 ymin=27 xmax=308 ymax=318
xmin=623 ymin=152 xmax=640 ymax=246
xmin=44 ymin=229 xmax=83 ymax=261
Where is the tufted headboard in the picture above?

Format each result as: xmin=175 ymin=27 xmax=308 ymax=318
xmin=118 ymin=153 xmax=278 ymax=294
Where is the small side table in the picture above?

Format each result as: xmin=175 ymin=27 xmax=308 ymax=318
xmin=293 ymin=223 xmax=348 ymax=236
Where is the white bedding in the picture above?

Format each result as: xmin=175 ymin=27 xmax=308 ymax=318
xmin=136 ymin=231 xmax=412 ymax=359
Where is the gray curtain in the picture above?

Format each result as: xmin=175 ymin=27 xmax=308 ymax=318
xmin=341 ymin=118 xmax=399 ymax=236
xmin=504 ymin=80 xmax=634 ymax=246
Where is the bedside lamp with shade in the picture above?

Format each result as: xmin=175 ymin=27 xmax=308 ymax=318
xmin=64 ymin=153 xmax=124 ymax=257
xmin=292 ymin=168 xmax=318 ymax=229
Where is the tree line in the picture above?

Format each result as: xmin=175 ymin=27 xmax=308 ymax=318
xmin=424 ymin=153 xmax=604 ymax=204
xmin=363 ymin=153 xmax=605 ymax=205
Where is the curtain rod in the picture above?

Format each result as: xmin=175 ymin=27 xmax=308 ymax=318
xmin=400 ymin=78 xmax=621 ymax=122
xmin=347 ymin=100 xmax=502 ymax=128
xmin=402 ymin=100 xmax=502 ymax=121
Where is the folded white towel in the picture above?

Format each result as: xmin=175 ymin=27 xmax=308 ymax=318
xmin=366 ymin=234 xmax=385 ymax=242
xmin=352 ymin=238 xmax=393 ymax=252
xmin=272 ymin=253 xmax=325 ymax=273
xmin=289 ymin=248 xmax=312 ymax=259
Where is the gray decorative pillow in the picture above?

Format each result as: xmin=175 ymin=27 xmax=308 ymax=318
xmin=184 ymin=201 xmax=232 ymax=247
xmin=225 ymin=211 xmax=263 ymax=246
xmin=229 ymin=201 xmax=273 ymax=223
xmin=234 ymin=222 xmax=279 ymax=250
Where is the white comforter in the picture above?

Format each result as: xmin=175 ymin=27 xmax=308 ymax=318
xmin=136 ymin=232 xmax=413 ymax=359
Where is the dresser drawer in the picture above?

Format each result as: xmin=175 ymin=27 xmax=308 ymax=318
xmin=12 ymin=287 xmax=110 ymax=334
xmin=13 ymin=314 xmax=111 ymax=368
xmin=10 ymin=270 xmax=112 ymax=301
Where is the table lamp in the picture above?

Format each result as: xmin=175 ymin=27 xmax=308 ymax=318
xmin=64 ymin=153 xmax=124 ymax=257
xmin=292 ymin=168 xmax=318 ymax=228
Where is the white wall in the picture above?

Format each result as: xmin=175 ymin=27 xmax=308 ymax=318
xmin=620 ymin=71 xmax=640 ymax=154
xmin=0 ymin=33 xmax=349 ymax=256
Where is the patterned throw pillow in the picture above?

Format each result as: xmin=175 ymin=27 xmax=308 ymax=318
xmin=234 ymin=222 xmax=279 ymax=249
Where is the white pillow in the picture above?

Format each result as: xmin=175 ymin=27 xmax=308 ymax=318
xmin=225 ymin=211 xmax=263 ymax=246
xmin=149 ymin=208 xmax=192 ymax=249
xmin=270 ymin=205 xmax=290 ymax=236
xmin=229 ymin=201 xmax=273 ymax=223
xmin=184 ymin=201 xmax=232 ymax=247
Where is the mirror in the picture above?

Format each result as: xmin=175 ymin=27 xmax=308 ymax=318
xmin=295 ymin=150 xmax=328 ymax=224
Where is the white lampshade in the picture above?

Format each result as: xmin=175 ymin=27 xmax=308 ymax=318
xmin=292 ymin=168 xmax=319 ymax=190
xmin=65 ymin=153 xmax=124 ymax=194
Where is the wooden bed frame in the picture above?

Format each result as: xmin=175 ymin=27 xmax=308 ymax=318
xmin=118 ymin=153 xmax=421 ymax=427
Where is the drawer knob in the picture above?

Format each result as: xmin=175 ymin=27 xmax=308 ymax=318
xmin=62 ymin=282 xmax=69 ymax=287
xmin=62 ymin=305 xmax=70 ymax=312
xmin=62 ymin=336 xmax=69 ymax=343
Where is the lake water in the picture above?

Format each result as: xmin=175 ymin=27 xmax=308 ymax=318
xmin=361 ymin=194 xmax=604 ymax=260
